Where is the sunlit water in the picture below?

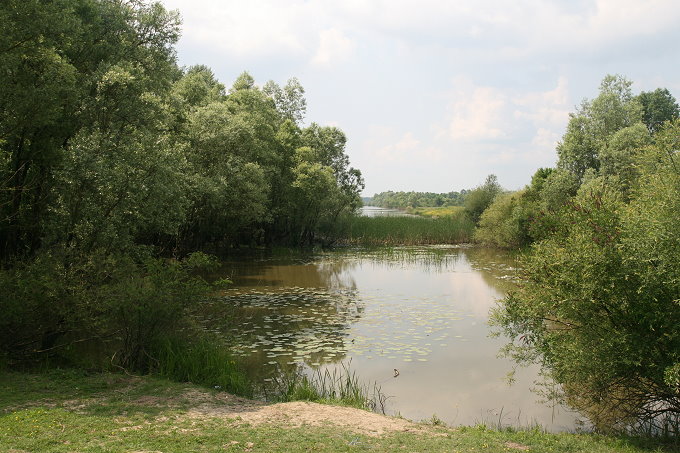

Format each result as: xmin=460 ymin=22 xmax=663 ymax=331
xmin=198 ymin=246 xmax=582 ymax=431
xmin=360 ymin=206 xmax=416 ymax=217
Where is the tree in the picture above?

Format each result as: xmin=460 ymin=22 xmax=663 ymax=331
xmin=599 ymin=123 xmax=651 ymax=197
xmin=289 ymin=147 xmax=338 ymax=244
xmin=300 ymin=124 xmax=364 ymax=217
xmin=589 ymin=75 xmax=643 ymax=139
xmin=492 ymin=123 xmax=680 ymax=432
xmin=464 ymin=174 xmax=502 ymax=224
xmin=473 ymin=191 xmax=527 ymax=248
xmin=637 ymin=88 xmax=680 ymax=133
xmin=474 ymin=168 xmax=556 ymax=248
xmin=263 ymin=78 xmax=307 ymax=125
xmin=170 ymin=65 xmax=226 ymax=121
xmin=556 ymin=75 xmax=643 ymax=180
xmin=0 ymin=0 xmax=181 ymax=259
xmin=180 ymin=95 xmax=271 ymax=248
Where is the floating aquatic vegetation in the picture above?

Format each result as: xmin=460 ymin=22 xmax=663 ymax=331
xmin=193 ymin=246 xmax=517 ymax=376
xmin=195 ymin=285 xmax=470 ymax=371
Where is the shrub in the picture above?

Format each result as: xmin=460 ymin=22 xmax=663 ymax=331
xmin=0 ymin=248 xmax=214 ymax=372
xmin=464 ymin=174 xmax=502 ymax=224
xmin=491 ymin=166 xmax=680 ymax=433
xmin=474 ymin=191 xmax=536 ymax=248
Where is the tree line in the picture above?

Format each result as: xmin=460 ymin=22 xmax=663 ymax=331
xmin=368 ymin=190 xmax=467 ymax=209
xmin=0 ymin=0 xmax=363 ymax=262
xmin=0 ymin=0 xmax=361 ymax=373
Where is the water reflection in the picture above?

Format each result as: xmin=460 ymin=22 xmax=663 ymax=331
xmin=360 ymin=206 xmax=416 ymax=217
xmin=199 ymin=246 xmax=580 ymax=431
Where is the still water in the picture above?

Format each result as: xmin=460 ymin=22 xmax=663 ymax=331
xmin=360 ymin=206 xmax=416 ymax=217
xmin=199 ymin=246 xmax=580 ymax=431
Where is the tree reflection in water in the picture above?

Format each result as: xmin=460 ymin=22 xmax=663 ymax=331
xmin=195 ymin=246 xmax=579 ymax=431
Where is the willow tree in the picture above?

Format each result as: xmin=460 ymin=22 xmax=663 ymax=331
xmin=0 ymin=0 xmax=182 ymax=258
xmin=492 ymin=121 xmax=680 ymax=433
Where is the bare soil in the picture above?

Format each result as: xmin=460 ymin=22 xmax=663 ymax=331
xmin=179 ymin=388 xmax=428 ymax=437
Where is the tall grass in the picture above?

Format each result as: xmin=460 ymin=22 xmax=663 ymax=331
xmin=335 ymin=212 xmax=474 ymax=245
xmin=266 ymin=362 xmax=388 ymax=414
xmin=151 ymin=335 xmax=253 ymax=397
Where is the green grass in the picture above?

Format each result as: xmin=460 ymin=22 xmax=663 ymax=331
xmin=1 ymin=370 xmax=677 ymax=452
xmin=337 ymin=213 xmax=474 ymax=245
xmin=151 ymin=335 xmax=253 ymax=398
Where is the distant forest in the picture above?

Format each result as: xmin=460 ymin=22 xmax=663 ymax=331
xmin=366 ymin=190 xmax=468 ymax=209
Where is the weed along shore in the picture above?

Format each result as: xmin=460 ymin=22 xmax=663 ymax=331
xmin=1 ymin=370 xmax=674 ymax=453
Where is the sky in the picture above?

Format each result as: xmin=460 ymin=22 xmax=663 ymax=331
xmin=159 ymin=0 xmax=680 ymax=195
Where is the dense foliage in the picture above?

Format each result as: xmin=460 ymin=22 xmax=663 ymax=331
xmin=476 ymin=76 xmax=679 ymax=249
xmin=462 ymin=174 xmax=503 ymax=225
xmin=488 ymin=76 xmax=680 ymax=434
xmin=0 ymin=1 xmax=362 ymax=257
xmin=0 ymin=0 xmax=362 ymax=371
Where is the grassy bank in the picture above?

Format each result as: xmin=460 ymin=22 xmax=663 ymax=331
xmin=336 ymin=213 xmax=474 ymax=245
xmin=1 ymin=370 xmax=676 ymax=452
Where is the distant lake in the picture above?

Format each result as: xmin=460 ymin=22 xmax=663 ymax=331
xmin=360 ymin=206 xmax=416 ymax=217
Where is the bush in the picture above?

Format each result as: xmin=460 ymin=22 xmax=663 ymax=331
xmin=491 ymin=165 xmax=680 ymax=433
xmin=473 ymin=168 xmax=563 ymax=249
xmin=0 ymin=248 xmax=214 ymax=372
xmin=474 ymin=190 xmax=536 ymax=248
xmin=464 ymin=174 xmax=502 ymax=224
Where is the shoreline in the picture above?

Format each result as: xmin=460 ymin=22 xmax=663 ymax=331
xmin=1 ymin=369 xmax=675 ymax=452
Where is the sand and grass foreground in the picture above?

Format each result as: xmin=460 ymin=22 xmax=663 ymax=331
xmin=0 ymin=370 xmax=675 ymax=452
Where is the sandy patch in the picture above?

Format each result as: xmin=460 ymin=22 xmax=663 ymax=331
xmin=181 ymin=390 xmax=425 ymax=437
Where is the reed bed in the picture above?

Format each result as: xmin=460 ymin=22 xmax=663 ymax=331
xmin=267 ymin=362 xmax=388 ymax=413
xmin=336 ymin=213 xmax=474 ymax=245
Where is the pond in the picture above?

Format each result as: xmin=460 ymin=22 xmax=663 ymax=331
xmin=197 ymin=246 xmax=582 ymax=431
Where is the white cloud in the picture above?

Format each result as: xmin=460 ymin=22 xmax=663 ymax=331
xmin=311 ymin=28 xmax=356 ymax=67
xmin=436 ymin=76 xmax=570 ymax=170
xmin=162 ymin=0 xmax=317 ymax=58
xmin=446 ymin=80 xmax=508 ymax=141
xmin=162 ymin=0 xmax=680 ymax=67
xmin=158 ymin=0 xmax=680 ymax=194
xmin=362 ymin=129 xmax=442 ymax=164
xmin=513 ymin=76 xmax=571 ymax=130
xmin=531 ymin=127 xmax=560 ymax=151
xmin=586 ymin=0 xmax=680 ymax=40
xmin=321 ymin=120 xmax=342 ymax=128
xmin=332 ymin=0 xmax=680 ymax=60
xmin=376 ymin=131 xmax=420 ymax=162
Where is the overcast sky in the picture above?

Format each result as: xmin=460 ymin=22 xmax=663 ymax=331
xmin=159 ymin=0 xmax=680 ymax=195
